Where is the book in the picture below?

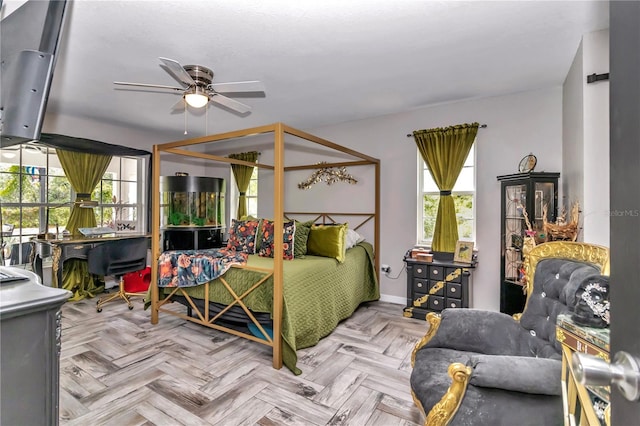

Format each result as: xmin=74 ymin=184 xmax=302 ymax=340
xmin=556 ymin=313 xmax=609 ymax=353
xmin=78 ymin=226 xmax=116 ymax=236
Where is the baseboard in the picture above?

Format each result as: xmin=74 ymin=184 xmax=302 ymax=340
xmin=379 ymin=293 xmax=405 ymax=305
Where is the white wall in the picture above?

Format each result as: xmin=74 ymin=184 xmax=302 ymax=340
xmin=582 ymin=30 xmax=610 ymax=246
xmin=308 ymin=87 xmax=564 ymax=310
xmin=563 ymin=30 xmax=610 ymax=246
xmin=563 ymin=43 xmax=585 ymax=215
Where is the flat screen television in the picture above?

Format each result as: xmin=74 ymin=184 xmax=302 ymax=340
xmin=0 ymin=0 xmax=68 ymax=147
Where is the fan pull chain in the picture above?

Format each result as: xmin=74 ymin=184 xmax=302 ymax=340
xmin=184 ymin=102 xmax=188 ymax=135
xmin=205 ymin=104 xmax=208 ymax=135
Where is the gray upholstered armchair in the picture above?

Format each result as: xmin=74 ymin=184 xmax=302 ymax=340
xmin=410 ymin=242 xmax=610 ymax=426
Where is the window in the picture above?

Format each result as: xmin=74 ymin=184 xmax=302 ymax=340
xmin=418 ymin=145 xmax=475 ymax=245
xmin=229 ymin=166 xmax=258 ymax=219
xmin=0 ymin=144 xmax=146 ymax=264
xmin=246 ymin=167 xmax=258 ymax=217
xmin=93 ymin=156 xmax=143 ymax=231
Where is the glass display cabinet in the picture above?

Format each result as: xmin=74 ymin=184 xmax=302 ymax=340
xmin=497 ymin=172 xmax=560 ymax=315
xmin=160 ymin=175 xmax=226 ymax=250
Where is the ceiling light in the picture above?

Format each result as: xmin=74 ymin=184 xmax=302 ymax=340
xmin=184 ymin=87 xmax=209 ymax=108
xmin=1 ymin=151 xmax=16 ymax=159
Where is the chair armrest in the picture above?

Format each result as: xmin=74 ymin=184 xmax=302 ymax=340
xmin=424 ymin=308 xmax=532 ymax=356
xmin=421 ymin=363 xmax=473 ymax=426
xmin=469 ymin=354 xmax=562 ymax=395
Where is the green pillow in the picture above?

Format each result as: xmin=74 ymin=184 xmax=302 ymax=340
xmin=293 ymin=220 xmax=313 ymax=258
xmin=307 ymin=223 xmax=347 ymax=263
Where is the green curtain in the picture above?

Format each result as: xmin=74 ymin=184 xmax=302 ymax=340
xmin=413 ymin=123 xmax=479 ymax=252
xmin=55 ymin=149 xmax=112 ymax=300
xmin=228 ymin=151 xmax=258 ymax=219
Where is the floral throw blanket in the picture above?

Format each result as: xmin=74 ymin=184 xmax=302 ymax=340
xmin=158 ymin=248 xmax=248 ymax=288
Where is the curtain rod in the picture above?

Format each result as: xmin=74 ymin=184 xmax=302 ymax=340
xmin=406 ymin=124 xmax=487 ymax=138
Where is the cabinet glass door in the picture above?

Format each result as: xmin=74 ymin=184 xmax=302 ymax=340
xmin=533 ymin=182 xmax=556 ymax=236
xmin=504 ymin=184 xmax=526 ymax=284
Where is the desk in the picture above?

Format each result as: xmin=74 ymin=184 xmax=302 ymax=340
xmin=32 ymin=233 xmax=149 ymax=288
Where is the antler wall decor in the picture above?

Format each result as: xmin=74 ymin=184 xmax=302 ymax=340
xmin=298 ymin=162 xmax=358 ymax=190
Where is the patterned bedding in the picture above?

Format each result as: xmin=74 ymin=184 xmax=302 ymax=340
xmin=157 ymin=248 xmax=248 ymax=287
xmin=157 ymin=241 xmax=379 ymax=374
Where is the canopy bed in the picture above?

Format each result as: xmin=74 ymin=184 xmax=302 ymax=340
xmin=149 ymin=122 xmax=380 ymax=374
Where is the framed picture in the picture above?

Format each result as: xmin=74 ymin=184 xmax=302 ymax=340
xmin=114 ymin=220 xmax=137 ymax=233
xmin=454 ymin=240 xmax=474 ymax=264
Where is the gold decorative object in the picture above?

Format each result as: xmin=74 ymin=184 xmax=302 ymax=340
xmin=411 ymin=312 xmax=442 ymax=367
xmin=542 ymin=202 xmax=580 ymax=242
xmin=424 ymin=363 xmax=473 ymax=426
xmin=524 ymin=241 xmax=609 ymax=303
xmin=297 ymin=162 xmax=357 ymax=190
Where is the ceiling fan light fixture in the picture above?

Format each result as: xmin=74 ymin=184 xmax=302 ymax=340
xmin=184 ymin=87 xmax=209 ymax=108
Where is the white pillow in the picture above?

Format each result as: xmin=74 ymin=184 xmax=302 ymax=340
xmin=345 ymin=228 xmax=365 ymax=249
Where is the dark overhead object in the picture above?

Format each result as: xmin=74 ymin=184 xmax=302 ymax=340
xmin=0 ymin=0 xmax=68 ymax=147
xmin=114 ymin=57 xmax=265 ymax=114
xmin=36 ymin=133 xmax=151 ymax=156
xmin=587 ymin=73 xmax=609 ymax=83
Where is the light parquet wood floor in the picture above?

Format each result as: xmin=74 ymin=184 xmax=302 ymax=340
xmin=59 ymin=296 xmax=428 ymax=426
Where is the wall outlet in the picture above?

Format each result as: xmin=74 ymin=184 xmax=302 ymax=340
xmin=381 ymin=264 xmax=391 ymax=273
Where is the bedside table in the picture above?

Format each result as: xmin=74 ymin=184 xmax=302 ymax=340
xmin=556 ymin=313 xmax=610 ymax=425
xmin=403 ymin=255 xmax=475 ymax=320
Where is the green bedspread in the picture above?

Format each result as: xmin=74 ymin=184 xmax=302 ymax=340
xmin=158 ymin=241 xmax=379 ymax=374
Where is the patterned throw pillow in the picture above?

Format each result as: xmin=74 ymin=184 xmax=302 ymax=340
xmin=226 ymin=219 xmax=260 ymax=254
xmin=258 ymin=219 xmax=296 ymax=260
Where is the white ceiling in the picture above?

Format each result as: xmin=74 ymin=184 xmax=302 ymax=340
xmin=4 ymin=0 xmax=609 ymax=141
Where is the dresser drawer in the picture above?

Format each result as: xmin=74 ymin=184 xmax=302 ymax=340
xmin=413 ymin=265 xmax=428 ymax=278
xmin=429 ymin=266 xmax=444 ymax=280
xmin=446 ymin=282 xmax=462 ymax=298
xmin=445 ymin=267 xmax=462 ymax=283
xmin=415 ymin=280 xmax=443 ymax=296
xmin=61 ymin=244 xmax=92 ymax=259
xmin=428 ymin=295 xmax=444 ymax=311
xmin=445 ymin=297 xmax=463 ymax=309
xmin=413 ymin=279 xmax=429 ymax=293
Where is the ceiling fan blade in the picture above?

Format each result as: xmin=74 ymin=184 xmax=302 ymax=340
xmin=210 ymin=80 xmax=265 ymax=93
xmin=114 ymin=81 xmax=184 ymax=92
xmin=170 ymin=97 xmax=186 ymax=111
xmin=209 ymin=94 xmax=252 ymax=114
xmin=159 ymin=57 xmax=195 ymax=87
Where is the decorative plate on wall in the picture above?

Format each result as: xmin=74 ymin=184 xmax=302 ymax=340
xmin=518 ymin=153 xmax=537 ymax=173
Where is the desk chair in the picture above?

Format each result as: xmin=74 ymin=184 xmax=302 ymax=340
xmin=87 ymin=238 xmax=148 ymax=312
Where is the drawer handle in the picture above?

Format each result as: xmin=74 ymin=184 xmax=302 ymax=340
xmin=450 ymin=287 xmax=456 ymax=293
xmin=72 ymin=245 xmax=84 ymax=250
xmin=416 ymin=268 xmax=423 ymax=274
xmin=433 ymin=270 xmax=439 ymax=275
xmin=417 ymin=282 xmax=423 ymax=288
xmin=433 ymin=300 xmax=439 ymax=305
xmin=450 ymin=303 xmax=457 ymax=308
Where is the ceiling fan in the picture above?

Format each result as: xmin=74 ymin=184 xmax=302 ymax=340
xmin=114 ymin=57 xmax=264 ymax=114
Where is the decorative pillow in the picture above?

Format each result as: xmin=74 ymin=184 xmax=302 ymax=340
xmin=345 ymin=228 xmax=365 ymax=249
xmin=258 ymin=219 xmax=296 ymax=260
xmin=293 ymin=220 xmax=313 ymax=258
xmin=241 ymin=215 xmax=262 ymax=250
xmin=226 ymin=218 xmax=260 ymax=254
xmin=307 ymin=223 xmax=347 ymax=263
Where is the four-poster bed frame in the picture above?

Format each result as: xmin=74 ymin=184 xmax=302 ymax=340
xmin=150 ymin=122 xmax=380 ymax=370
